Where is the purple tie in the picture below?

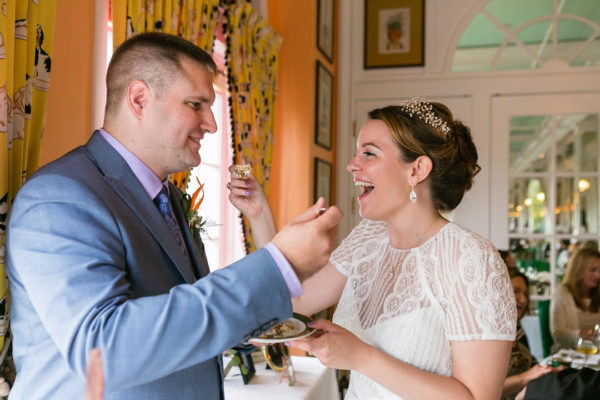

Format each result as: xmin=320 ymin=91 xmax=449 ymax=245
xmin=154 ymin=186 xmax=189 ymax=259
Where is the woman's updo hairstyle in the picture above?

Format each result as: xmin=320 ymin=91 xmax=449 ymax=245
xmin=368 ymin=99 xmax=481 ymax=211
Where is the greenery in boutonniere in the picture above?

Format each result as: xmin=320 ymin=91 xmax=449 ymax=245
xmin=182 ymin=177 xmax=207 ymax=237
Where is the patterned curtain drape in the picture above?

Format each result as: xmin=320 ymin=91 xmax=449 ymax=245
xmin=224 ymin=0 xmax=281 ymax=253
xmin=112 ymin=0 xmax=221 ymax=191
xmin=113 ymin=0 xmax=281 ymax=253
xmin=0 ymin=0 xmax=57 ymax=389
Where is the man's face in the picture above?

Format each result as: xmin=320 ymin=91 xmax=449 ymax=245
xmin=144 ymin=58 xmax=217 ymax=180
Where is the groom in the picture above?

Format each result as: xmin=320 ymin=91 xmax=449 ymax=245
xmin=6 ymin=32 xmax=342 ymax=399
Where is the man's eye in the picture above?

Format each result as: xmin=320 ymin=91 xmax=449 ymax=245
xmin=188 ymin=102 xmax=201 ymax=110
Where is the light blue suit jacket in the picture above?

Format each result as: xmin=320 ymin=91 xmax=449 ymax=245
xmin=6 ymin=132 xmax=292 ymax=399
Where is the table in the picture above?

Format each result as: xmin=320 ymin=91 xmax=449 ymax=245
xmin=543 ymin=349 xmax=600 ymax=370
xmin=224 ymin=355 xmax=339 ymax=400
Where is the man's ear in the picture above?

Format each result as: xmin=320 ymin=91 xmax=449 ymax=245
xmin=409 ymin=155 xmax=433 ymax=184
xmin=126 ymin=80 xmax=152 ymax=120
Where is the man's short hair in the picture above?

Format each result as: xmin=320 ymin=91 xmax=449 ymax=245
xmin=105 ymin=32 xmax=217 ymax=117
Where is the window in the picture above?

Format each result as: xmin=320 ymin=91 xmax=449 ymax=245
xmin=452 ymin=0 xmax=600 ymax=72
xmin=508 ymin=113 xmax=599 ymax=299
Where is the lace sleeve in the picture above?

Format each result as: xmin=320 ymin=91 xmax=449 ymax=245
xmin=330 ymin=219 xmax=386 ymax=277
xmin=436 ymin=232 xmax=517 ymax=341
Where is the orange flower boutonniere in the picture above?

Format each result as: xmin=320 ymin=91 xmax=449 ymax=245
xmin=183 ymin=177 xmax=207 ymax=237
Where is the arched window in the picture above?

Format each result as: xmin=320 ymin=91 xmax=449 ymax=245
xmin=452 ymin=0 xmax=600 ymax=72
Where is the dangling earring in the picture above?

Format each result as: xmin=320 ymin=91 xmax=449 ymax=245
xmin=409 ymin=184 xmax=417 ymax=204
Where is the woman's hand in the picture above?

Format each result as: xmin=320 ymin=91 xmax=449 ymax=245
xmin=226 ymin=166 xmax=277 ymax=248
xmin=519 ymin=364 xmax=559 ymax=385
xmin=292 ymin=319 xmax=369 ymax=371
xmin=227 ymin=167 xmax=269 ymax=219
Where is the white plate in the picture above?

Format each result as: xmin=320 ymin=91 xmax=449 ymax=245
xmin=250 ymin=313 xmax=316 ymax=344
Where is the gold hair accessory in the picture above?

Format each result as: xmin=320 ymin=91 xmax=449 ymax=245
xmin=399 ymin=97 xmax=450 ymax=136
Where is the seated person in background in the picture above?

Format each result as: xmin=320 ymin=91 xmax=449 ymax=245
xmin=502 ymin=267 xmax=560 ymax=400
xmin=499 ymin=249 xmax=517 ymax=268
xmin=551 ymin=247 xmax=600 ymax=350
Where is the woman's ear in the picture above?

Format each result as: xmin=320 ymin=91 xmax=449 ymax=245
xmin=410 ymin=155 xmax=433 ymax=184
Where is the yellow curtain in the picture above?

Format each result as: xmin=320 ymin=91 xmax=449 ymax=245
xmin=224 ymin=0 xmax=281 ymax=253
xmin=112 ymin=0 xmax=221 ymax=191
xmin=0 ymin=0 xmax=57 ymax=385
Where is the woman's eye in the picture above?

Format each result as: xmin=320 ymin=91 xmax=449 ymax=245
xmin=362 ymin=151 xmax=375 ymax=157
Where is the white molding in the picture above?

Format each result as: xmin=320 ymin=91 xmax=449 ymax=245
xmin=92 ymin=0 xmax=108 ymax=131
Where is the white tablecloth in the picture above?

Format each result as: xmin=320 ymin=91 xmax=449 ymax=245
xmin=224 ymin=355 xmax=339 ymax=400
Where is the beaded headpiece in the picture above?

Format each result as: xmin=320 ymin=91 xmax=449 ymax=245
xmin=399 ymin=97 xmax=450 ymax=136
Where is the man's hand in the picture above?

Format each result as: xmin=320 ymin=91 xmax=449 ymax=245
xmin=272 ymin=198 xmax=343 ymax=282
xmin=85 ymin=349 xmax=103 ymax=400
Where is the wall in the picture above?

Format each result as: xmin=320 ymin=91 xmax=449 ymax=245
xmin=41 ymin=0 xmax=95 ymax=166
xmin=268 ymin=0 xmax=337 ymax=227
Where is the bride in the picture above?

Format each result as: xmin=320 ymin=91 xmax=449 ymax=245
xmin=228 ymin=98 xmax=516 ymax=399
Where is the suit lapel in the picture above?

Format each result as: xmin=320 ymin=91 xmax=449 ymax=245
xmin=169 ymin=183 xmax=211 ymax=278
xmin=85 ymin=132 xmax=197 ymax=284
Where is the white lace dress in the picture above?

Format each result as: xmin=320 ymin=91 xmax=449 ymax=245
xmin=331 ymin=219 xmax=516 ymax=400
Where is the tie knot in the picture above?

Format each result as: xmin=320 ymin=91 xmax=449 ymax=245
xmin=154 ymin=186 xmax=171 ymax=217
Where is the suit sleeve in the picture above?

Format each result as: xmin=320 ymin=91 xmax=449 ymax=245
xmin=7 ymin=174 xmax=292 ymax=391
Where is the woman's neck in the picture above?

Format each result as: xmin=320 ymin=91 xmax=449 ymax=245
xmin=386 ymin=207 xmax=446 ymax=250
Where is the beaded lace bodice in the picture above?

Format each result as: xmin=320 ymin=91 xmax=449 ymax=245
xmin=331 ymin=219 xmax=516 ymax=400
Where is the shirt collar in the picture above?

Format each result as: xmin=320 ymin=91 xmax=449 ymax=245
xmin=99 ymin=128 xmax=166 ymax=199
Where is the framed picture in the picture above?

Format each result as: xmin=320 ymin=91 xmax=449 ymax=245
xmin=314 ymin=158 xmax=332 ymax=206
xmin=364 ymin=0 xmax=424 ymax=69
xmin=315 ymin=61 xmax=333 ymax=150
xmin=317 ymin=0 xmax=335 ymax=62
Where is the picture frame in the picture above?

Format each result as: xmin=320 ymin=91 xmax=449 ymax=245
xmin=315 ymin=61 xmax=333 ymax=150
xmin=317 ymin=0 xmax=335 ymax=63
xmin=314 ymin=158 xmax=332 ymax=206
xmin=364 ymin=0 xmax=425 ymax=69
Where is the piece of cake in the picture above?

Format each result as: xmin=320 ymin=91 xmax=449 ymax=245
xmin=230 ymin=164 xmax=252 ymax=179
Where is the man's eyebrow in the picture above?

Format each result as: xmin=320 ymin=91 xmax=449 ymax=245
xmin=185 ymin=96 xmax=213 ymax=102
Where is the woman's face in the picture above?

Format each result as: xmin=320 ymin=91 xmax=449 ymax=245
xmin=581 ymin=257 xmax=600 ymax=291
xmin=511 ymin=276 xmax=528 ymax=320
xmin=346 ymin=119 xmax=411 ymax=221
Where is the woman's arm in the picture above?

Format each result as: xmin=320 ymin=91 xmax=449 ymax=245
xmin=227 ymin=172 xmax=277 ymax=248
xmin=502 ymin=364 xmax=555 ymax=397
xmin=292 ymin=262 xmax=346 ymax=316
xmin=294 ymin=320 xmax=512 ymax=400
xmin=550 ymin=288 xmax=581 ymax=346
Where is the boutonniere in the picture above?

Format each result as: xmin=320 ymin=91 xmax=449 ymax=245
xmin=183 ymin=177 xmax=207 ymax=237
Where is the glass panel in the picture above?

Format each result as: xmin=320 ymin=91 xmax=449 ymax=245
xmin=510 ymin=237 xmax=552 ymax=297
xmin=515 ymin=20 xmax=551 ymax=67
xmin=556 ymin=114 xmax=598 ymax=172
xmin=452 ymin=0 xmax=600 ymax=72
xmin=571 ymin=38 xmax=600 ymax=68
xmin=510 ymin=115 xmax=551 ymax=173
xmin=485 ymin=0 xmax=552 ymax=28
xmin=496 ymin=42 xmax=536 ymax=71
xmin=556 ymin=177 xmax=599 ymax=235
xmin=509 ymin=177 xmax=552 ymax=234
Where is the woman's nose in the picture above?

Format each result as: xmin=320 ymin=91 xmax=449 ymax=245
xmin=347 ymin=156 xmax=359 ymax=173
